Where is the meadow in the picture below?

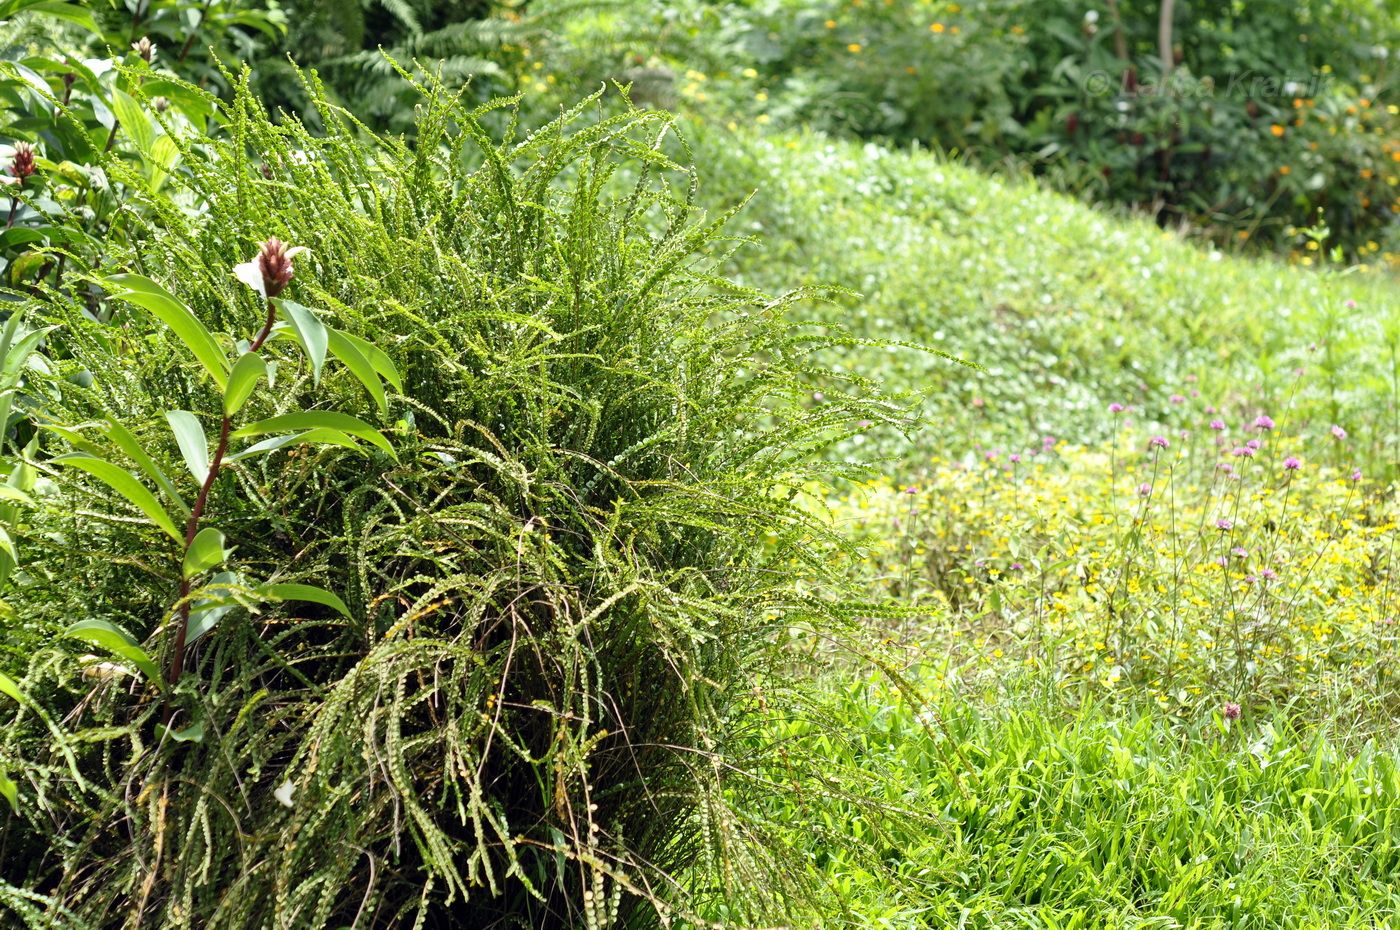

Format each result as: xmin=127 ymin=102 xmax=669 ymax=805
xmin=2 ymin=1 xmax=1399 ymax=928
xmin=702 ymin=121 xmax=1400 ymax=928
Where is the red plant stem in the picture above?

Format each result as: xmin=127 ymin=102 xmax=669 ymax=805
xmin=177 ymin=0 xmax=215 ymax=64
xmin=164 ymin=297 xmax=278 ymax=699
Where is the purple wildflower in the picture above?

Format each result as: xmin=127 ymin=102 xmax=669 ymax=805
xmin=1109 ymin=402 xmax=1126 ymax=413
xmin=1223 ymin=702 xmax=1241 ymax=720
xmin=1283 ymin=456 xmax=1301 ymax=471
xmin=1148 ymin=435 xmax=1169 ymax=449
xmin=1216 ymin=518 xmax=1233 ymax=531
xmin=1252 ymin=415 xmax=1275 ymax=431
xmin=1209 ymin=419 xmax=1225 ymax=431
xmin=1331 ymin=425 xmax=1346 ymax=440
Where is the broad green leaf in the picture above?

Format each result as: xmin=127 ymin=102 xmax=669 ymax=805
xmin=326 ymin=329 xmax=386 ymax=416
xmin=165 ymin=411 xmax=210 ymax=485
xmin=104 ymin=275 xmax=227 ymax=389
xmin=187 ymin=571 xmax=241 ymax=644
xmin=223 ymin=429 xmax=362 ymax=463
xmin=140 ymin=78 xmax=216 ymax=124
xmin=337 ymin=331 xmax=403 ymax=393
xmin=149 ymin=135 xmax=180 ymax=191
xmin=65 ymin=619 xmax=161 ymax=683
xmin=182 ymin=526 xmax=227 ymax=579
xmin=0 ymin=670 xmax=20 ymax=702
xmin=0 ymin=486 xmax=33 ymax=506
xmin=0 ymin=61 xmax=53 ymax=114
xmin=54 ymin=453 xmax=182 ymax=542
xmin=0 ymin=770 xmax=15 ymax=812
xmin=41 ymin=423 xmax=107 ymax=459
xmin=8 ymin=252 xmax=47 ymax=286
xmin=233 ymin=411 xmax=394 ymax=459
xmin=110 ymin=88 xmax=154 ymax=154
xmin=224 ymin=352 xmax=267 ymax=415
xmin=0 ymin=0 xmax=100 ymax=33
xmin=277 ymin=301 xmax=328 ymax=385
xmin=262 ymin=582 xmax=352 ymax=618
xmin=102 ymin=417 xmax=189 ymax=517
xmin=167 ymin=720 xmax=204 ymax=743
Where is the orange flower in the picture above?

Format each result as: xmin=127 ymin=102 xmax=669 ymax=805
xmin=1270 ymin=124 xmax=1285 ymax=137
xmin=930 ymin=22 xmax=945 ymax=33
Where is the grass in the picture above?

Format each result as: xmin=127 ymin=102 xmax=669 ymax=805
xmin=762 ymin=670 xmax=1400 ymax=929
xmin=664 ymin=114 xmax=1400 ymax=926
xmin=686 ymin=122 xmax=1400 ymax=460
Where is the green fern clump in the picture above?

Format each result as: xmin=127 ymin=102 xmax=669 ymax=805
xmin=0 ymin=73 xmax=912 ymax=928
xmin=253 ymin=0 xmax=535 ymax=134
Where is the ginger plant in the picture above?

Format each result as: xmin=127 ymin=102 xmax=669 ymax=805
xmin=48 ymin=237 xmax=398 ymax=737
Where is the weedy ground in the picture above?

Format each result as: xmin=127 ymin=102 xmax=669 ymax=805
xmin=682 ymin=120 xmax=1400 ymax=927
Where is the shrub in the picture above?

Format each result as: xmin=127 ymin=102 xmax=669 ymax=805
xmin=545 ymin=0 xmax=1400 ymax=259
xmin=0 ymin=78 xmax=911 ymax=928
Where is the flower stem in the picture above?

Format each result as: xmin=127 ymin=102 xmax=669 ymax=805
xmin=163 ymin=298 xmax=278 ymax=710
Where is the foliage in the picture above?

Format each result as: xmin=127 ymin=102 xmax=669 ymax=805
xmin=532 ymin=0 xmax=1400 ymax=259
xmin=665 ymin=121 xmax=1400 ymax=465
xmin=0 ymin=0 xmax=282 ymax=312
xmin=0 ymin=68 xmax=917 ymax=928
xmin=761 ymin=670 xmax=1400 ymax=928
xmin=250 ymin=0 xmax=533 ymax=134
xmin=834 ymin=414 xmax=1400 ymax=720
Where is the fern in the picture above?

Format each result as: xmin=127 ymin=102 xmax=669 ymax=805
xmin=0 ymin=72 xmax=922 ymax=928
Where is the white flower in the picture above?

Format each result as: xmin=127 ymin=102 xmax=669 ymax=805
xmin=233 ymin=260 xmax=266 ymax=297
xmin=274 ymin=779 xmax=295 ymax=809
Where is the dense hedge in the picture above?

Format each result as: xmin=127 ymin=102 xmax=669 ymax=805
xmin=537 ymin=0 xmax=1400 ymax=262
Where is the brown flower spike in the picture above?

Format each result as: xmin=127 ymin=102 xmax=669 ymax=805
xmin=235 ymin=237 xmax=308 ymax=299
xmin=257 ymin=237 xmax=296 ymax=297
xmin=10 ymin=143 xmax=35 ymax=181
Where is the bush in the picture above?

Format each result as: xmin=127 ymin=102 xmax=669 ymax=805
xmin=0 ymin=78 xmax=909 ymax=927
xmin=546 ymin=0 xmax=1400 ymax=260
